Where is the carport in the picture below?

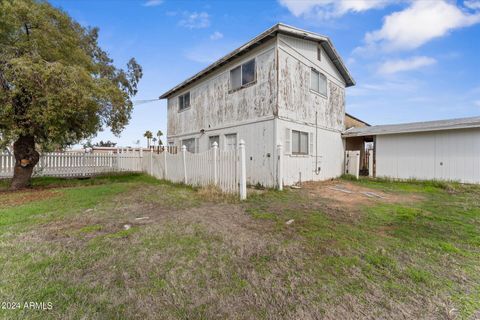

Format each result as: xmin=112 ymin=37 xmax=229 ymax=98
xmin=343 ymin=116 xmax=480 ymax=183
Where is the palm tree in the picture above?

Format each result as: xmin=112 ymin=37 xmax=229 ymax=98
xmin=143 ymin=130 xmax=153 ymax=148
xmin=156 ymin=130 xmax=164 ymax=146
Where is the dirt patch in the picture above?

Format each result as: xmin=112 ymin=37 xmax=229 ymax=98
xmin=302 ymin=180 xmax=423 ymax=208
xmin=0 ymin=189 xmax=61 ymax=208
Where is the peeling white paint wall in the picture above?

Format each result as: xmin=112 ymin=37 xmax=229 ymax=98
xmin=276 ymin=34 xmax=346 ymax=184
xmin=167 ymin=40 xmax=277 ymax=138
xmin=166 ymin=33 xmax=348 ymax=186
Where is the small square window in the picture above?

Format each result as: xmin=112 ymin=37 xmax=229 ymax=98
xmin=182 ymin=138 xmax=196 ymax=153
xmin=178 ymin=92 xmax=190 ymax=111
xmin=209 ymin=135 xmax=219 ymax=148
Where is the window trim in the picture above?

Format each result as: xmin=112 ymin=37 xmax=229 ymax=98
xmin=291 ymin=130 xmax=309 ymax=155
xmin=178 ymin=92 xmax=191 ymax=112
xmin=229 ymin=58 xmax=256 ymax=92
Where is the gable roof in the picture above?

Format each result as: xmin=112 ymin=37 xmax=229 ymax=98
xmin=160 ymin=23 xmax=355 ymax=99
xmin=342 ymin=116 xmax=480 ymax=137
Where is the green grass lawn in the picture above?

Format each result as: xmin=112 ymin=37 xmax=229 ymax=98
xmin=0 ymin=173 xmax=479 ymax=319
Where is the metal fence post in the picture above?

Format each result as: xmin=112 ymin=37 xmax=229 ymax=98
xmin=182 ymin=145 xmax=187 ymax=184
xmin=239 ymin=139 xmax=247 ymax=200
xmin=212 ymin=141 xmax=218 ymax=185
xmin=277 ymin=143 xmax=283 ymax=191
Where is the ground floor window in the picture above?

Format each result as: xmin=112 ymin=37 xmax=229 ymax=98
xmin=292 ymin=130 xmax=309 ymax=155
xmin=182 ymin=138 xmax=196 ymax=153
xmin=209 ymin=135 xmax=220 ymax=148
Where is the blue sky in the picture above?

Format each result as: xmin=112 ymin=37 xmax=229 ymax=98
xmin=50 ymin=0 xmax=480 ymax=147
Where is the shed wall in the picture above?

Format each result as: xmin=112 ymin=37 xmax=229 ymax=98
xmin=376 ymin=128 xmax=480 ymax=183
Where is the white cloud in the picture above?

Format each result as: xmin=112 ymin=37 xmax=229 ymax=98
xmin=143 ymin=0 xmax=163 ymax=7
xmin=364 ymin=0 xmax=480 ymax=52
xmin=209 ymin=31 xmax=223 ymax=40
xmin=278 ymin=0 xmax=390 ymax=19
xmin=465 ymin=0 xmax=480 ymax=10
xmin=178 ymin=12 xmax=210 ymax=29
xmin=378 ymin=56 xmax=436 ymax=74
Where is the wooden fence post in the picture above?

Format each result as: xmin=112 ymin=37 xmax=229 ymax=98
xmin=212 ymin=141 xmax=218 ymax=185
xmin=182 ymin=145 xmax=187 ymax=184
xmin=277 ymin=143 xmax=283 ymax=191
xmin=239 ymin=139 xmax=247 ymax=200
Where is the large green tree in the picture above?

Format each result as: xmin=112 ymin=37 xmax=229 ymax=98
xmin=0 ymin=0 xmax=142 ymax=189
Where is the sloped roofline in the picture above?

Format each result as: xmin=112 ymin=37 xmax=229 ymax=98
xmin=342 ymin=116 xmax=480 ymax=137
xmin=159 ymin=23 xmax=355 ymax=99
xmin=345 ymin=112 xmax=370 ymax=127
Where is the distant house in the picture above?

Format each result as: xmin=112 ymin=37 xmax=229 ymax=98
xmin=160 ymin=23 xmax=354 ymax=186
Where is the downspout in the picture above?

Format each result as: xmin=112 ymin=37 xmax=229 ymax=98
xmin=274 ymin=34 xmax=280 ymax=187
xmin=315 ymin=111 xmax=320 ymax=175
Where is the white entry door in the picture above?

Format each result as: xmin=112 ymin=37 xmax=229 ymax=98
xmin=225 ymin=133 xmax=237 ymax=150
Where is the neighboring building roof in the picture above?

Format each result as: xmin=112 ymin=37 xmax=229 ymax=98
xmin=345 ymin=112 xmax=370 ymax=127
xmin=342 ymin=116 xmax=480 ymax=137
xmin=160 ymin=23 xmax=355 ymax=99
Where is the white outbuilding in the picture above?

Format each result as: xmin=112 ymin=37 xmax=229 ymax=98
xmin=343 ymin=116 xmax=480 ymax=184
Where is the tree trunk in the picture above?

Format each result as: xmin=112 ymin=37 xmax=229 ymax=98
xmin=10 ymin=135 xmax=40 ymax=190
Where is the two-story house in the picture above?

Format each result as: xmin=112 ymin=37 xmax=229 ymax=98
xmin=160 ymin=23 xmax=355 ymax=187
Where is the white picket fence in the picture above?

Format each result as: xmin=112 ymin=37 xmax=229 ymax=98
xmin=143 ymin=142 xmax=245 ymax=195
xmin=0 ymin=141 xmax=248 ymax=198
xmin=0 ymin=151 xmax=142 ymax=179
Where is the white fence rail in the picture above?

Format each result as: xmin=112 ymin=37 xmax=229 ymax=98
xmin=143 ymin=142 xmax=243 ymax=194
xmin=0 ymin=151 xmax=142 ymax=179
xmin=1 ymin=141 xmax=247 ymax=198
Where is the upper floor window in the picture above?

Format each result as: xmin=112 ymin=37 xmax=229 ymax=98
xmin=317 ymin=46 xmax=322 ymax=61
xmin=310 ymin=69 xmax=327 ymax=97
xmin=230 ymin=59 xmax=256 ymax=91
xmin=178 ymin=92 xmax=190 ymax=111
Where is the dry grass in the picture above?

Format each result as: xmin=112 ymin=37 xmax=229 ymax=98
xmin=0 ymin=174 xmax=479 ymax=319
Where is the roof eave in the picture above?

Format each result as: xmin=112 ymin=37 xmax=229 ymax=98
xmin=342 ymin=123 xmax=480 ymax=138
xmin=160 ymin=23 xmax=355 ymax=99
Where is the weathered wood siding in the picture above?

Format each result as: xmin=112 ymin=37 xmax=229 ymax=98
xmin=167 ymin=40 xmax=277 ymax=138
xmin=277 ymin=34 xmax=345 ymax=131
